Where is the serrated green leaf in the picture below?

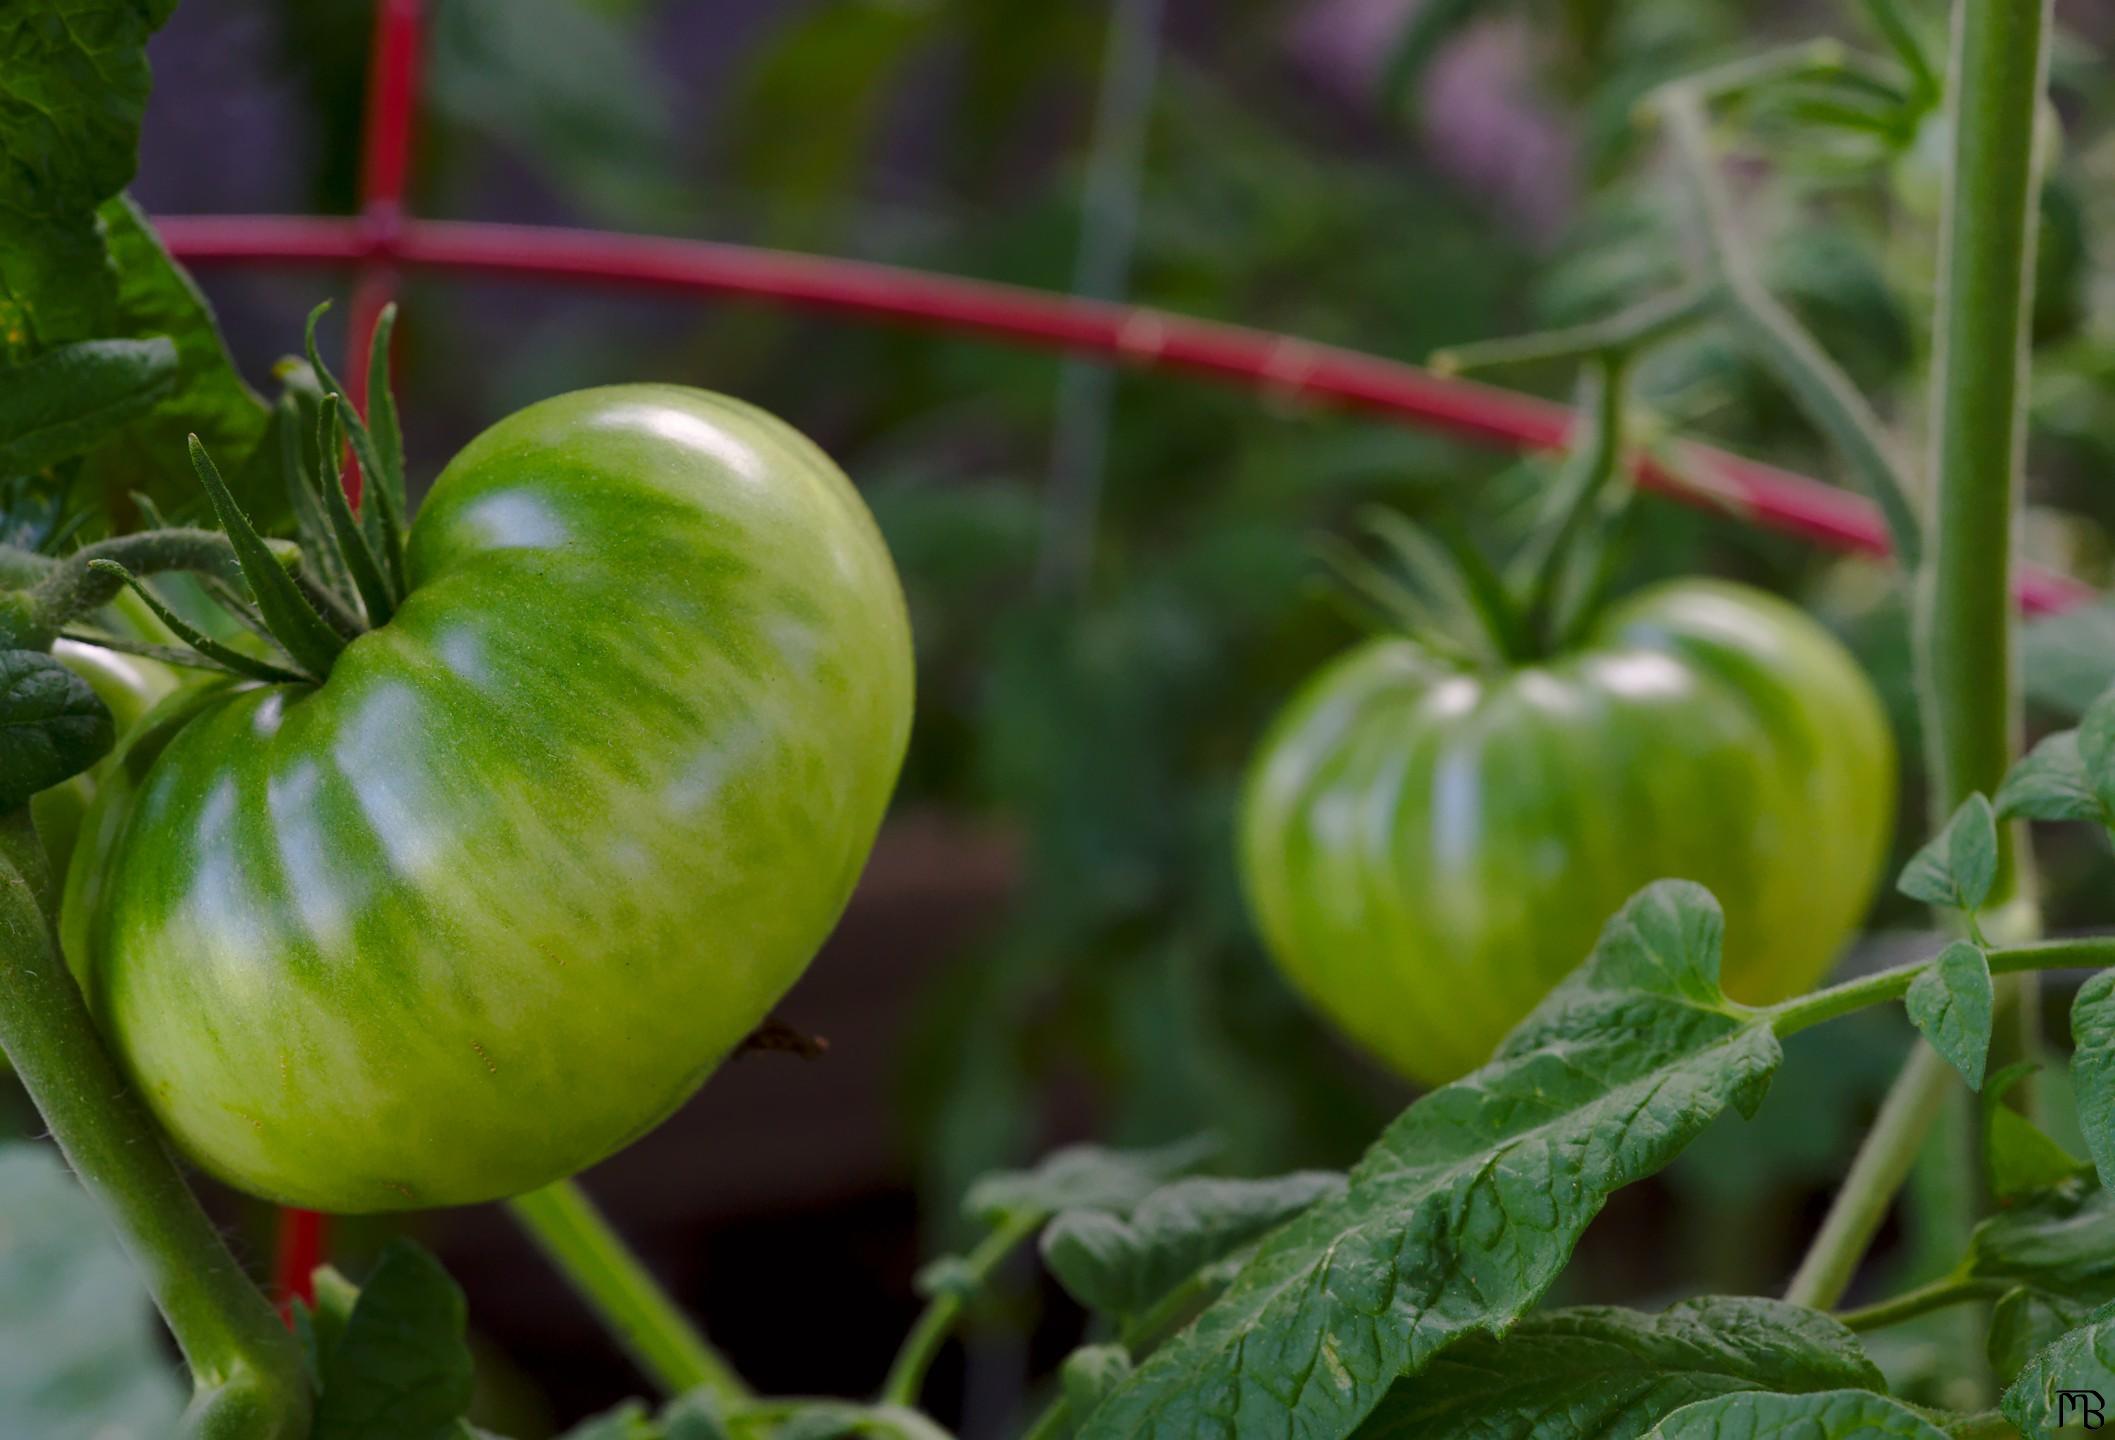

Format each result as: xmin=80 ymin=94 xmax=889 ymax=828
xmin=1648 ymin=1388 xmax=1951 ymax=1439
xmin=0 ymin=0 xmax=176 ymax=357
xmin=1907 ymin=940 xmax=1994 ymax=1090
xmin=1969 ymin=1184 xmax=2115 ymax=1304
xmin=0 ymin=649 xmax=112 ymax=808
xmin=1991 ymin=1289 xmax=2090 ymax=1388
xmin=294 ymin=1264 xmax=361 ymax=1390
xmin=0 ymin=336 xmax=176 ymax=473
xmin=1356 ymin=1296 xmax=1883 ymax=1439
xmin=1041 ymin=1171 xmax=1343 ymax=1322
xmin=2002 ymin=1299 xmax=2115 ymax=1439
xmin=964 ymin=1136 xmax=1214 ymax=1226
xmin=1997 ymin=731 xmax=2104 ymax=824
xmin=0 ymin=1142 xmax=182 ymax=1436
xmin=76 ymin=196 xmax=274 ymax=523
xmin=1978 ymin=1065 xmax=2093 ymax=1203
xmin=2080 ymin=691 xmax=2115 ymax=825
xmin=312 ymin=1240 xmax=474 ymax=1440
xmin=2070 ymin=973 xmax=2115 ymax=1191
xmin=1077 ymin=882 xmax=1783 ymax=1440
xmin=1899 ymin=795 xmax=1999 ymax=913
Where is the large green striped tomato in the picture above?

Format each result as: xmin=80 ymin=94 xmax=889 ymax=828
xmin=68 ymin=386 xmax=914 ymax=1212
xmin=1240 ymin=578 xmax=1893 ymax=1087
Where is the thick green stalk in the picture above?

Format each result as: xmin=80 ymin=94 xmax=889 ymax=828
xmin=1783 ymin=0 xmax=2054 ymax=1317
xmin=508 ymin=1179 xmax=747 ymax=1404
xmin=8 ymin=529 xmax=257 ymax=648
xmin=0 ymin=811 xmax=308 ymax=1437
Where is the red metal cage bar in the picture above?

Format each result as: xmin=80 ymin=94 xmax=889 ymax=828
xmin=168 ymin=0 xmax=2090 ymax=1308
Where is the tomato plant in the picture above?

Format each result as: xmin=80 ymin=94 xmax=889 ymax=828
xmin=11 ymin=3 xmax=2115 ymax=1440
xmin=1243 ymin=577 xmax=1894 ymax=1084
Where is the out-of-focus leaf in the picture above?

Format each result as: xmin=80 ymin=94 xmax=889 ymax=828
xmin=75 ymin=196 xmax=273 ymax=524
xmin=1358 ymin=1297 xmax=1883 ymax=1438
xmin=0 ymin=0 xmax=176 ymax=356
xmin=0 ymin=1142 xmax=182 ymax=1437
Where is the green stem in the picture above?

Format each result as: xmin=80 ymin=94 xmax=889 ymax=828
xmin=1659 ymin=87 xmax=1923 ymax=569
xmin=1518 ymin=357 xmax=1628 ymax=651
xmin=1429 ymin=285 xmax=1716 ymax=375
xmin=11 ymin=529 xmax=260 ymax=648
xmin=1770 ymin=935 xmax=2109 ymax=1312
xmin=1019 ymin=1395 xmax=1073 ymax=1440
xmin=0 ymin=810 xmax=308 ymax=1437
xmin=1768 ymin=937 xmax=2115 ymax=1037
xmin=879 ymin=1208 xmax=1043 ymax=1407
xmin=508 ymin=1179 xmax=748 ymax=1404
xmin=1783 ymin=1043 xmax=1955 ymax=1311
xmin=1784 ymin=0 xmax=2054 ymax=1320
xmin=1917 ymin=0 xmax=2049 ymax=893
xmin=1835 ymin=1272 xmax=2006 ymax=1333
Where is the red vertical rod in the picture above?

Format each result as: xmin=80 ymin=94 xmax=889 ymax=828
xmin=276 ymin=0 xmax=424 ymax=1312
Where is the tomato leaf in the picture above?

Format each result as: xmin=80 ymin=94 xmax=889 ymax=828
xmin=1898 ymin=793 xmax=1999 ymax=914
xmin=2002 ymin=1299 xmax=2115 ymax=1439
xmin=965 ymin=1136 xmax=1215 ymax=1226
xmin=1990 ymin=1288 xmax=2091 ymax=1390
xmin=1356 ymin=1297 xmax=1883 ymax=1439
xmin=1996 ymin=730 xmax=2107 ymax=825
xmin=0 ymin=1143 xmax=182 ymax=1435
xmin=1978 ymin=1063 xmax=2093 ymax=1202
xmin=76 ymin=196 xmax=276 ymax=524
xmin=1040 ymin=1171 xmax=1344 ymax=1323
xmin=769 ymin=1403 xmax=956 ymax=1440
xmin=0 ymin=0 xmax=175 ymax=356
xmin=1647 ymin=1389 xmax=1951 ymax=1439
xmin=0 ymin=337 xmax=177 ymax=474
xmin=311 ymin=1240 xmax=474 ymax=1440
xmin=557 ymin=1391 xmax=731 ymax=1440
xmin=187 ymin=435 xmax=346 ymax=678
xmin=2070 ymin=973 xmax=2115 ymax=1193
xmin=1075 ymin=881 xmax=1783 ymax=1440
xmin=1905 ymin=939 xmax=1994 ymax=1090
xmin=1972 ymin=1183 xmax=2115 ymax=1300
xmin=0 ymin=649 xmax=112 ymax=809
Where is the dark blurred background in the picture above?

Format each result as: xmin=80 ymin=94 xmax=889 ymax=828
xmin=16 ymin=0 xmax=2115 ymax=1433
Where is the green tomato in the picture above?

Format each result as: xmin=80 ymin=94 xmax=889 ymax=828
xmin=70 ymin=386 xmax=914 ymax=1212
xmin=1240 ymin=579 xmax=1894 ymax=1087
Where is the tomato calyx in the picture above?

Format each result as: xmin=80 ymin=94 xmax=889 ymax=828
xmin=29 ymin=302 xmax=414 ymax=690
xmin=1319 ymin=355 xmax=1634 ymax=669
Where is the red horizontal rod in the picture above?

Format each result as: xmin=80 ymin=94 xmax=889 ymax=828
xmin=152 ymin=212 xmax=2093 ymax=615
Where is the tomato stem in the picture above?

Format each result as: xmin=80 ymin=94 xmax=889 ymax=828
xmin=12 ymin=528 xmax=261 ymax=648
xmin=1657 ymin=83 xmax=1923 ymax=570
xmin=1782 ymin=0 xmax=2056 ymax=1323
xmin=1834 ymin=1270 xmax=2006 ymax=1333
xmin=878 ymin=1206 xmax=1044 ymax=1407
xmin=0 ymin=809 xmax=310 ymax=1437
xmin=1428 ymin=285 xmax=1715 ymax=377
xmin=507 ymin=1178 xmax=749 ymax=1405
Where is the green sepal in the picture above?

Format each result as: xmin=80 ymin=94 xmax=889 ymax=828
xmin=278 ymin=394 xmax=356 ymax=608
xmin=187 ymin=435 xmax=346 ymax=678
xmin=88 ymin=561 xmax=308 ymax=685
xmin=310 ymin=395 xmax=398 ymax=629
xmin=364 ymin=302 xmax=407 ymax=518
xmin=303 ymin=303 xmax=409 ymax=599
xmin=0 ymin=650 xmax=114 ymax=810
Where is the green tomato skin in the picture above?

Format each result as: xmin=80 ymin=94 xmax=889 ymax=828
xmin=76 ymin=386 xmax=914 ymax=1212
xmin=1240 ymin=579 xmax=1895 ymax=1087
xmin=32 ymin=640 xmax=178 ymax=880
